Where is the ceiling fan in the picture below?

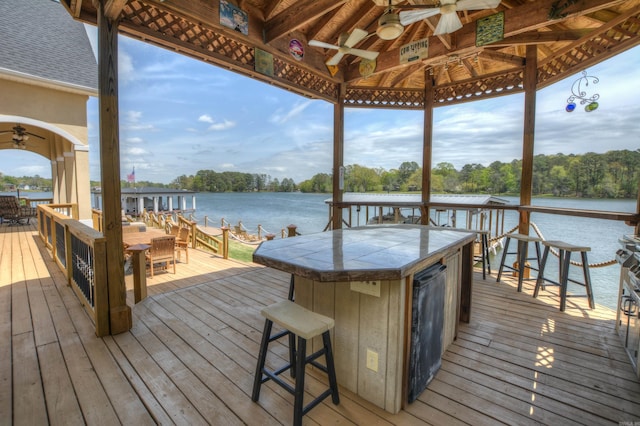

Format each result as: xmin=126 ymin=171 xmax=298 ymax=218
xmin=0 ymin=124 xmax=44 ymax=148
xmin=398 ymin=0 xmax=502 ymax=36
xmin=309 ymin=29 xmax=379 ymax=66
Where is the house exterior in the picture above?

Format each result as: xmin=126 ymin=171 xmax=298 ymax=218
xmin=0 ymin=0 xmax=97 ymax=219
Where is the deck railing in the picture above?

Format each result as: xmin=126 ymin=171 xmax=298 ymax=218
xmin=142 ymin=210 xmax=230 ymax=259
xmin=38 ymin=204 xmax=110 ymax=336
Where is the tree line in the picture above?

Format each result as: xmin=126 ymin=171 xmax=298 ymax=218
xmin=169 ymin=170 xmax=297 ymax=193
xmin=298 ymin=150 xmax=640 ymax=198
xmin=3 ymin=150 xmax=638 ymax=198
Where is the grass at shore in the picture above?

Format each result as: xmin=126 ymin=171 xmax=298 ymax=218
xmin=228 ymin=239 xmax=257 ymax=262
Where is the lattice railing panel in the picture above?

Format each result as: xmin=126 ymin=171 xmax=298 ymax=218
xmin=433 ymin=70 xmax=523 ymax=106
xmin=538 ymin=10 xmax=640 ymax=88
xmin=344 ymin=88 xmax=425 ymax=109
xmin=122 ymin=1 xmax=338 ymax=101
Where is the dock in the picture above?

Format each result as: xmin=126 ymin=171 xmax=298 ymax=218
xmin=2 ymin=222 xmax=639 ymax=424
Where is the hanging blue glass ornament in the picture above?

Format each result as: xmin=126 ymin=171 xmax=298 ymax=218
xmin=566 ymin=102 xmax=576 ymax=112
xmin=585 ymin=102 xmax=598 ymax=112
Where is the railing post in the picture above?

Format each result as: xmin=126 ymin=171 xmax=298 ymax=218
xmin=221 ymin=226 xmax=229 ymax=259
xmin=189 ymin=220 xmax=197 ymax=248
xmin=258 ymin=224 xmax=263 ymax=239
xmin=127 ymin=244 xmax=150 ymax=303
xmin=287 ymin=224 xmax=297 ymax=238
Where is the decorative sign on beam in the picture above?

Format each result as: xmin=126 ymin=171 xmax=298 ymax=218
xmin=476 ymin=12 xmax=504 ymax=47
xmin=400 ymin=38 xmax=429 ymax=64
xmin=220 ymin=0 xmax=248 ymax=35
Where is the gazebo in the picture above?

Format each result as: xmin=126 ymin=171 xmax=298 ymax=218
xmin=57 ymin=0 xmax=640 ymax=333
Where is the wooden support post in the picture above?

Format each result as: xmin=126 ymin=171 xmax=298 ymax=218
xmin=421 ymin=70 xmax=434 ymax=225
xmin=332 ymin=84 xmax=345 ymax=230
xmin=221 ymin=226 xmax=229 ymax=259
xmin=287 ymin=224 xmax=297 ymax=237
xmin=127 ymin=244 xmax=150 ymax=303
xmin=519 ymin=44 xmax=537 ymax=236
xmin=97 ymin=2 xmax=131 ymax=334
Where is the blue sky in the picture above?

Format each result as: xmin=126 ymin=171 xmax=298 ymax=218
xmin=2 ymin=29 xmax=640 ymax=184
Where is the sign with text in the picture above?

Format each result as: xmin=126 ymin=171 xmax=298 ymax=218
xmin=400 ymin=38 xmax=429 ymax=64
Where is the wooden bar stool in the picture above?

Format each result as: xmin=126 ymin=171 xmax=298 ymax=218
xmin=533 ymin=240 xmax=595 ymax=311
xmin=252 ymin=300 xmax=340 ymax=426
xmin=496 ymin=233 xmax=542 ymax=292
xmin=474 ymin=230 xmax=491 ymax=280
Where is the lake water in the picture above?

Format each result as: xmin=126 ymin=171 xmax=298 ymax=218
xmin=192 ymin=192 xmax=637 ymax=310
xmin=8 ymin=190 xmax=637 ymax=310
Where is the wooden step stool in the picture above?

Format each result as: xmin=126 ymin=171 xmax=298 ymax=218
xmin=533 ymin=240 xmax=595 ymax=311
xmin=496 ymin=233 xmax=543 ymax=292
xmin=252 ymin=300 xmax=340 ymax=426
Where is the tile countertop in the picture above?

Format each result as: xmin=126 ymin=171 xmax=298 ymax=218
xmin=252 ymin=225 xmax=476 ymax=282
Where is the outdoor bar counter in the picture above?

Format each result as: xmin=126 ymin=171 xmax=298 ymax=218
xmin=253 ymin=225 xmax=476 ymax=413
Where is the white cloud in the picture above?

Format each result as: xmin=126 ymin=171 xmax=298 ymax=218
xmin=198 ymin=114 xmax=214 ymax=123
xmin=208 ymin=120 xmax=236 ymax=131
xmin=269 ymin=100 xmax=313 ymax=124
xmin=119 ymin=50 xmax=135 ymax=83
xmin=125 ymin=147 xmax=149 ymax=156
xmin=126 ymin=111 xmax=142 ymax=123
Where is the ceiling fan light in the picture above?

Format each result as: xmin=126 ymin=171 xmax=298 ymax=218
xmin=377 ymin=13 xmax=404 ymax=40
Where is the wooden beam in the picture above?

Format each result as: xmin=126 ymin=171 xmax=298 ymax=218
xmin=421 ymin=70 xmax=433 ymax=224
xmin=263 ymin=0 xmax=286 ymax=20
xmin=263 ymin=0 xmax=347 ymax=43
xmin=485 ymin=29 xmax=594 ymax=47
xmin=479 ymin=49 xmax=525 ymax=66
xmin=344 ymin=0 xmax=625 ymax=82
xmin=519 ymin=45 xmax=537 ymax=235
xmin=103 ymin=0 xmax=127 ymax=19
xmin=97 ymin=0 xmax=131 ymax=335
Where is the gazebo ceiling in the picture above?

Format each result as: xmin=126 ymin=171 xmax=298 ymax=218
xmin=63 ymin=0 xmax=640 ymax=108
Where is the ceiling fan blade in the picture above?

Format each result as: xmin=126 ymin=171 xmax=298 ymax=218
xmin=309 ymin=40 xmax=339 ymax=50
xmin=346 ymin=48 xmax=379 ymax=61
xmin=434 ymin=12 xmax=463 ymax=35
xmin=326 ymin=51 xmax=345 ymax=66
xmin=344 ymin=28 xmax=368 ymax=48
xmin=399 ymin=8 xmax=441 ymax=26
xmin=0 ymin=131 xmax=12 ymax=136
xmin=455 ymin=0 xmax=501 ymax=11
xmin=26 ymin=132 xmax=45 ymax=139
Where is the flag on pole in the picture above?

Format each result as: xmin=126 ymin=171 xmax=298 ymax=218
xmin=127 ymin=167 xmax=135 ymax=183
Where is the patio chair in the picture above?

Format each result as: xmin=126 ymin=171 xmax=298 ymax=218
xmin=175 ymin=226 xmax=190 ymax=263
xmin=0 ymin=195 xmax=36 ymax=225
xmin=146 ymin=235 xmax=176 ymax=277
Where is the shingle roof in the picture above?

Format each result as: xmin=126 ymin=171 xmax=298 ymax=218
xmin=0 ymin=0 xmax=97 ymax=92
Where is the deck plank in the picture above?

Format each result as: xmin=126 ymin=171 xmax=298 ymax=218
xmin=3 ymin=223 xmax=640 ymax=425
xmin=0 ymin=226 xmax=13 ymax=424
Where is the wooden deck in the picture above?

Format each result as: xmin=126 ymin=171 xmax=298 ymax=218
xmin=2 ymin=223 xmax=640 ymax=425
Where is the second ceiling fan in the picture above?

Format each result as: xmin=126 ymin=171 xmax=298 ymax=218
xmin=398 ymin=0 xmax=502 ymax=36
xmin=309 ymin=29 xmax=379 ymax=66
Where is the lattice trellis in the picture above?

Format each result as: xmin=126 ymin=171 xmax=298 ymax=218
xmin=538 ymin=10 xmax=640 ymax=88
xmin=433 ymin=70 xmax=523 ymax=106
xmin=344 ymin=88 xmax=425 ymax=109
xmin=122 ymin=1 xmax=338 ymax=101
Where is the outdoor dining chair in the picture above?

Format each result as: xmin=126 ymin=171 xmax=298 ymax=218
xmin=146 ymin=235 xmax=176 ymax=277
